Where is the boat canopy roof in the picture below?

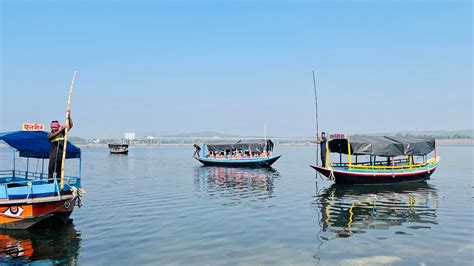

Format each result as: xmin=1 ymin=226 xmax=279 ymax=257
xmin=0 ymin=131 xmax=81 ymax=159
xmin=108 ymin=143 xmax=129 ymax=147
xmin=329 ymin=135 xmax=435 ymax=156
xmin=205 ymin=139 xmax=272 ymax=153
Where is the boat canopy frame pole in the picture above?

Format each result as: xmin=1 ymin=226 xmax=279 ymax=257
xmin=12 ymin=150 xmax=16 ymax=178
xmin=347 ymin=139 xmax=352 ymax=168
xmin=325 ymin=140 xmax=330 ymax=168
xmin=79 ymin=157 xmax=82 ymax=179
xmin=339 ymin=144 xmax=342 ymax=165
xmin=41 ymin=158 xmax=45 ymax=180
xmin=26 ymin=157 xmax=29 ymax=180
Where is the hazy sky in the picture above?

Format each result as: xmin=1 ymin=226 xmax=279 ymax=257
xmin=1 ymin=0 xmax=472 ymax=138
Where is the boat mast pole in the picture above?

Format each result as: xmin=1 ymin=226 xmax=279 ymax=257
xmin=312 ymin=70 xmax=319 ymax=166
xmin=60 ymin=71 xmax=76 ymax=191
xmin=264 ymin=123 xmax=267 ymax=155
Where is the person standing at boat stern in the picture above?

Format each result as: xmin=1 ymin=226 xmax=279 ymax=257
xmin=48 ymin=113 xmax=73 ymax=182
xmin=193 ymin=144 xmax=201 ymax=158
xmin=317 ymin=132 xmax=327 ymax=167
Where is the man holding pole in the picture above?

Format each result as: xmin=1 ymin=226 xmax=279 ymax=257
xmin=317 ymin=132 xmax=327 ymax=168
xmin=48 ymin=113 xmax=73 ymax=183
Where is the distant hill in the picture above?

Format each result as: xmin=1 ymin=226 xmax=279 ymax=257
xmin=163 ymin=131 xmax=252 ymax=138
xmin=367 ymin=129 xmax=473 ymax=139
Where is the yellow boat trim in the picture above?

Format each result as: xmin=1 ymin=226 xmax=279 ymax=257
xmin=0 ymin=194 xmax=74 ymax=205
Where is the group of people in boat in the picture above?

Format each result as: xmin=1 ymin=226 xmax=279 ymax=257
xmin=206 ymin=150 xmax=270 ymax=159
xmin=193 ymin=139 xmax=274 ymax=160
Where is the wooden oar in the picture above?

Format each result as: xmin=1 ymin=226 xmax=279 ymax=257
xmin=60 ymin=71 xmax=76 ymax=191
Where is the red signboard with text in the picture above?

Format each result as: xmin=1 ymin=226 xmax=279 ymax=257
xmin=329 ymin=133 xmax=347 ymax=139
xmin=22 ymin=123 xmax=45 ymax=131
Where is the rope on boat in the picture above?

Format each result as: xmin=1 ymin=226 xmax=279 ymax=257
xmin=328 ymin=168 xmax=335 ymax=181
xmin=70 ymin=186 xmax=85 ymax=208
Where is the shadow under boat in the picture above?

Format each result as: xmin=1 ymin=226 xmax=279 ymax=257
xmin=0 ymin=222 xmax=80 ymax=264
xmin=312 ymin=181 xmax=439 ymax=240
xmin=194 ymin=166 xmax=280 ymax=200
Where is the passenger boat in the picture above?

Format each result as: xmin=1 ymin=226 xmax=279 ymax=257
xmin=0 ymin=131 xmax=83 ymax=229
xmin=195 ymin=139 xmax=281 ymax=167
xmin=310 ymin=134 xmax=440 ymax=184
xmin=108 ymin=143 xmax=129 ymax=154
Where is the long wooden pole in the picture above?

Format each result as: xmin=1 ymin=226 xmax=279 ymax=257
xmin=312 ymin=70 xmax=319 ymax=166
xmin=60 ymin=71 xmax=76 ymax=191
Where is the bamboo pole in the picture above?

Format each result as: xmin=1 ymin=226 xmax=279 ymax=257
xmin=60 ymin=71 xmax=76 ymax=191
xmin=312 ymin=70 xmax=319 ymax=165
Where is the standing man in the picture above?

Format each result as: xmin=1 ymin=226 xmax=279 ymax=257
xmin=48 ymin=113 xmax=73 ymax=183
xmin=317 ymin=132 xmax=327 ymax=167
xmin=193 ymin=144 xmax=201 ymax=158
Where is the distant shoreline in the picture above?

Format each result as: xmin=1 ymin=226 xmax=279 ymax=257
xmin=1 ymin=139 xmax=472 ymax=149
xmin=435 ymin=139 xmax=474 ymax=145
xmin=74 ymin=138 xmax=474 ymax=147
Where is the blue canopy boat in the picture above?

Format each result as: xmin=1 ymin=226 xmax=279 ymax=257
xmin=195 ymin=139 xmax=281 ymax=167
xmin=0 ymin=131 xmax=83 ymax=229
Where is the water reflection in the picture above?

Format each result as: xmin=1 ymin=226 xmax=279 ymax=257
xmin=0 ymin=223 xmax=80 ymax=264
xmin=313 ymin=182 xmax=439 ymax=240
xmin=194 ymin=167 xmax=280 ymax=203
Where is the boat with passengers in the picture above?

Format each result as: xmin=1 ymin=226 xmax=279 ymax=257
xmin=0 ymin=131 xmax=83 ymax=229
xmin=310 ymin=134 xmax=440 ymax=184
xmin=108 ymin=143 xmax=129 ymax=154
xmin=195 ymin=139 xmax=281 ymax=167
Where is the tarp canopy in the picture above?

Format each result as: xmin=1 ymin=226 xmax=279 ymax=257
xmin=205 ymin=139 xmax=273 ymax=153
xmin=0 ymin=131 xmax=81 ymax=159
xmin=386 ymin=136 xmax=436 ymax=156
xmin=328 ymin=135 xmax=435 ymax=156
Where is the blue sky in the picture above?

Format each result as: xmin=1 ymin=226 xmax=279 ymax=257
xmin=1 ymin=0 xmax=472 ymax=138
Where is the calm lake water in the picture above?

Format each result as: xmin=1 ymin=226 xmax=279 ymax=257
xmin=0 ymin=145 xmax=473 ymax=265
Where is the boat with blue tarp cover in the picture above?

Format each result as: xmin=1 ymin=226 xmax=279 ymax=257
xmin=310 ymin=134 xmax=440 ymax=184
xmin=195 ymin=139 xmax=281 ymax=167
xmin=0 ymin=131 xmax=83 ymax=229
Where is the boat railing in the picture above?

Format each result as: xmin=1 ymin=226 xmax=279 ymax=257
xmin=0 ymin=169 xmax=80 ymax=199
xmin=205 ymin=153 xmax=272 ymax=160
xmin=331 ymin=160 xmax=433 ymax=171
xmin=0 ymin=169 xmax=79 ymax=180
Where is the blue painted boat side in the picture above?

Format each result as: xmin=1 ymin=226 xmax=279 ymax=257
xmin=197 ymin=155 xmax=281 ymax=167
xmin=0 ymin=176 xmax=80 ymax=200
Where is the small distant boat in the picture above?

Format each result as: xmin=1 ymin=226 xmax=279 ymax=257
xmin=310 ymin=134 xmax=440 ymax=184
xmin=195 ymin=139 xmax=280 ymax=167
xmin=0 ymin=131 xmax=83 ymax=229
xmin=108 ymin=144 xmax=129 ymax=154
